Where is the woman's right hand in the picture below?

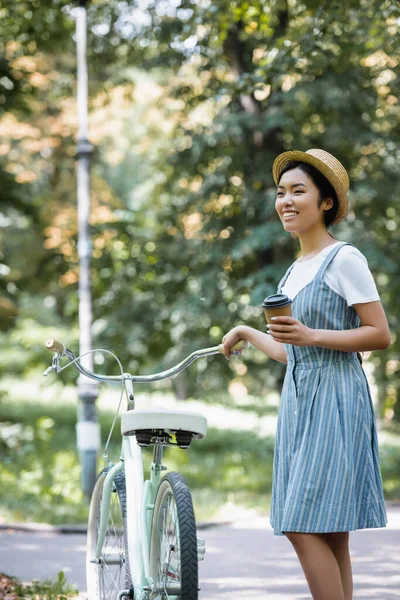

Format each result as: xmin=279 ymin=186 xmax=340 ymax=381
xmin=221 ymin=326 xmax=247 ymax=359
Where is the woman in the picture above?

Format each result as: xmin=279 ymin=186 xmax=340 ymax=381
xmin=222 ymin=149 xmax=391 ymax=600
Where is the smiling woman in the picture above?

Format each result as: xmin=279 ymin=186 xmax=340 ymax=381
xmin=221 ymin=148 xmax=391 ymax=600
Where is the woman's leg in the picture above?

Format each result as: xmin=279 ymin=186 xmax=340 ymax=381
xmin=322 ymin=532 xmax=353 ymax=600
xmin=284 ymin=531 xmax=345 ymax=600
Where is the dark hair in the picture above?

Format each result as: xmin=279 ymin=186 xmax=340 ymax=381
xmin=279 ymin=161 xmax=339 ymax=228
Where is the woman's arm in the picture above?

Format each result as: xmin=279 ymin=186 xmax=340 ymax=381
xmin=313 ymin=300 xmax=391 ymax=351
xmin=269 ymin=301 xmax=391 ymax=352
xmin=222 ymin=325 xmax=287 ymax=363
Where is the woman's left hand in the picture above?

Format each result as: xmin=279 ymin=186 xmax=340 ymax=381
xmin=268 ymin=316 xmax=316 ymax=347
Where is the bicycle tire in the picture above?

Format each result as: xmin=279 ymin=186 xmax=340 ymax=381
xmin=149 ymin=472 xmax=198 ymax=600
xmin=86 ymin=467 xmax=132 ymax=600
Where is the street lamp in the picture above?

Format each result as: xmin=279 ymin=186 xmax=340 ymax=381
xmin=75 ymin=0 xmax=100 ymax=498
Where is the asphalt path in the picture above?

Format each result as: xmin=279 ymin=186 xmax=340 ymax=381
xmin=1 ymin=508 xmax=399 ymax=599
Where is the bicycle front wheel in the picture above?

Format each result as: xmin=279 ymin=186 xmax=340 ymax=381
xmin=86 ymin=468 xmax=131 ymax=600
xmin=149 ymin=472 xmax=198 ymax=600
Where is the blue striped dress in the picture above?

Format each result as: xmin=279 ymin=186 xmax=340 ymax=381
xmin=270 ymin=242 xmax=387 ymax=536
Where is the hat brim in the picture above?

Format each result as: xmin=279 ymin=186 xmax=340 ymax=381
xmin=272 ymin=150 xmax=348 ymax=225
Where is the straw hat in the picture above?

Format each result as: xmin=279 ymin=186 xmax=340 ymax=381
xmin=272 ymin=149 xmax=350 ymax=225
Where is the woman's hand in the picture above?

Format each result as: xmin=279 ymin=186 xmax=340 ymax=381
xmin=221 ymin=326 xmax=246 ymax=358
xmin=268 ymin=316 xmax=316 ymax=347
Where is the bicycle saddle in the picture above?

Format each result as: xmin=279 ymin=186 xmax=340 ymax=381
xmin=121 ymin=408 xmax=207 ymax=440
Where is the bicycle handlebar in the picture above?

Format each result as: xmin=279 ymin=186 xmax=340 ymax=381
xmin=43 ymin=338 xmax=247 ymax=384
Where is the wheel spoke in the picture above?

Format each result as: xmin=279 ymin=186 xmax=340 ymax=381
xmin=158 ymin=493 xmax=180 ymax=589
xmin=87 ymin=470 xmax=130 ymax=600
xmin=101 ymin=493 xmax=125 ymax=595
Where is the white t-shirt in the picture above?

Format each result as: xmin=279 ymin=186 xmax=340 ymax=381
xmin=281 ymin=242 xmax=380 ymax=307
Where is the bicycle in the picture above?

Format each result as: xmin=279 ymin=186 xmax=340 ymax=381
xmin=44 ymin=337 xmax=246 ymax=600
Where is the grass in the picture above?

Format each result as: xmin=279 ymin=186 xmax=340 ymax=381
xmin=0 ymin=571 xmax=78 ymax=599
xmin=0 ymin=380 xmax=276 ymax=525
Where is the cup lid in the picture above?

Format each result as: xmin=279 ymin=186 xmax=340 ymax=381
xmin=261 ymin=293 xmax=292 ymax=308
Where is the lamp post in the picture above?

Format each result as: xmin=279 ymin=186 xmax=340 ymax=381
xmin=75 ymin=0 xmax=100 ymax=498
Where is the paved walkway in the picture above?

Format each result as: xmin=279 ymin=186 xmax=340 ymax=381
xmin=1 ymin=508 xmax=400 ymax=599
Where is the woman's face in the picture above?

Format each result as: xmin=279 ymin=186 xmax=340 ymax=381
xmin=275 ymin=167 xmax=332 ymax=234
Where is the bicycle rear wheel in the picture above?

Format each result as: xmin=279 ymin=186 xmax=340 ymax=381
xmin=86 ymin=468 xmax=131 ymax=600
xmin=149 ymin=472 xmax=198 ymax=600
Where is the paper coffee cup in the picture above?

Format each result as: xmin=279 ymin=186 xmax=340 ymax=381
xmin=261 ymin=293 xmax=292 ymax=324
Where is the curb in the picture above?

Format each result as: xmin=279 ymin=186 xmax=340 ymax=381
xmin=0 ymin=520 xmax=232 ymax=535
xmin=0 ymin=523 xmax=88 ymax=534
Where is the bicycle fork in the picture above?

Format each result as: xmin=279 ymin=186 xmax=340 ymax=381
xmin=92 ymin=461 xmax=124 ymax=560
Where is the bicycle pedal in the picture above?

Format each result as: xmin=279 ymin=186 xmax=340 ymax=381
xmin=116 ymin=590 xmax=132 ymax=600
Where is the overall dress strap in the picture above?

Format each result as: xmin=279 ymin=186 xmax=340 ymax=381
xmin=277 ymin=263 xmax=296 ymax=293
xmin=314 ymin=242 xmax=363 ymax=365
xmin=314 ymin=242 xmax=354 ymax=281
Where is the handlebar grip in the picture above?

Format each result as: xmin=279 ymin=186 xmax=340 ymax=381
xmin=45 ymin=339 xmax=66 ymax=355
xmin=218 ymin=339 xmax=248 ymax=354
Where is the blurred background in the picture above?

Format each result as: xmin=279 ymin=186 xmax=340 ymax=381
xmin=1 ymin=0 xmax=400 ymax=526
